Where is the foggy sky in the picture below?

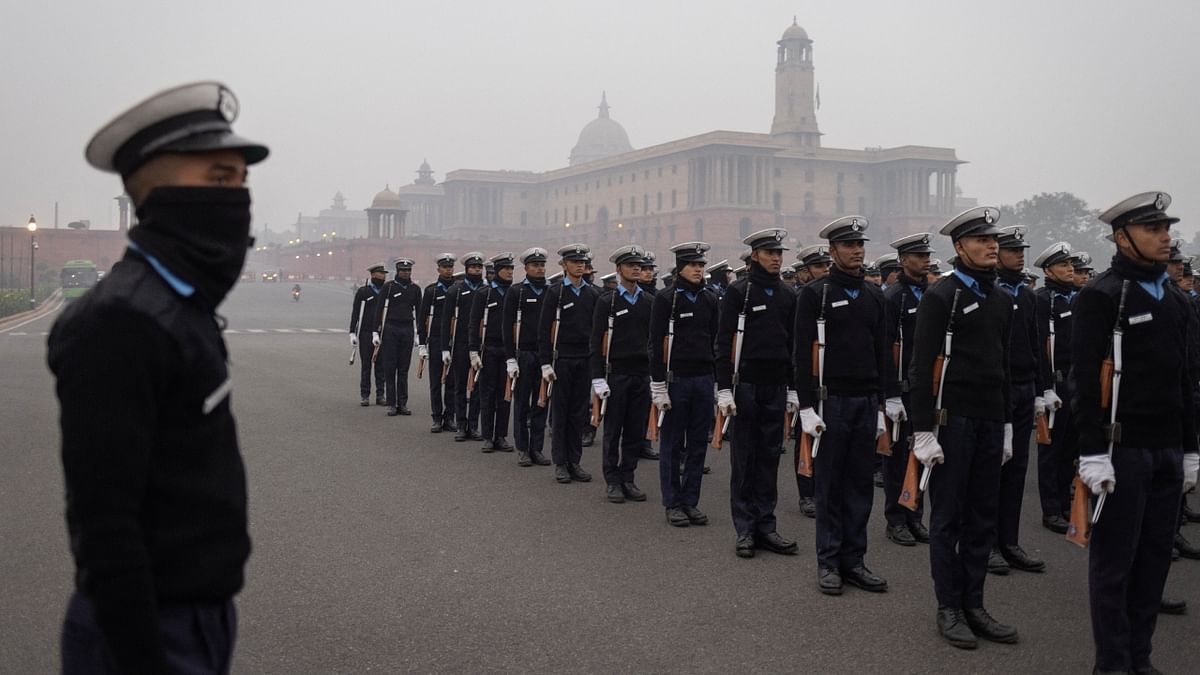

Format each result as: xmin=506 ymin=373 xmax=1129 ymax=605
xmin=2 ymin=0 xmax=1197 ymax=240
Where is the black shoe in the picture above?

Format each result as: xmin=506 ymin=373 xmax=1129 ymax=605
xmin=581 ymin=429 xmax=595 ymax=447
xmin=467 ymin=429 xmax=484 ymax=441
xmin=702 ymin=465 xmax=711 ymax=474
xmin=987 ymin=548 xmax=1010 ymax=576
xmin=386 ymin=406 xmax=399 ymax=417
xmin=755 ymin=531 xmax=799 ymax=555
xmin=621 ymin=482 xmax=647 ymax=501
xmin=530 ymin=450 xmax=551 ymax=466
xmin=454 ymin=430 xmax=468 ymax=442
xmin=908 ymin=521 xmax=930 ymax=543
xmin=682 ymin=505 xmax=708 ymax=526
xmin=1173 ymin=547 xmax=1181 ymax=562
xmin=1184 ymin=500 xmax=1200 ymax=523
xmin=886 ymin=524 xmax=916 ymax=547
xmin=443 ymin=420 xmax=458 ymax=433
xmin=376 ymin=395 xmax=386 ymax=406
xmin=360 ymin=398 xmax=370 ymax=407
xmin=567 ymin=463 xmax=592 ymax=482
xmin=963 ymin=607 xmax=1018 ymax=644
xmin=873 ymin=470 xmax=884 ymax=488
xmin=493 ymin=437 xmax=513 ymax=452
xmin=481 ymin=440 xmax=496 ymax=453
xmin=640 ymin=447 xmax=660 ymax=460
xmin=1174 ymin=532 xmax=1200 ymax=559
xmin=1159 ymin=596 xmax=1188 ymax=615
xmin=1132 ymin=666 xmax=1165 ymax=675
xmin=843 ymin=565 xmax=888 ymax=592
xmin=666 ymin=507 xmax=689 ymax=527
xmin=554 ymin=465 xmax=571 ymax=484
xmin=798 ymin=496 xmax=816 ymax=519
xmin=818 ymin=567 xmax=843 ymax=595
xmin=606 ymin=484 xmax=625 ymax=503
xmin=430 ymin=422 xmax=443 ymax=433
xmin=517 ymin=451 xmax=532 ymax=467
xmin=397 ymin=407 xmax=412 ymax=416
xmin=937 ymin=607 xmax=978 ymax=650
xmin=1043 ymin=514 xmax=1070 ymax=534
xmin=1001 ymin=545 xmax=1046 ymax=573
xmin=735 ymin=534 xmax=755 ymax=558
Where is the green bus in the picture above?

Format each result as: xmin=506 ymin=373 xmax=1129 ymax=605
xmin=61 ymin=260 xmax=99 ymax=301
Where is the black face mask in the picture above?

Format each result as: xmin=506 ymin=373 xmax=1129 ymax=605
xmin=370 ymin=278 xmax=384 ymax=289
xmin=129 ymin=186 xmax=253 ymax=309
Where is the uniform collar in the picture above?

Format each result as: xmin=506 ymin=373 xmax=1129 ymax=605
xmin=127 ymin=241 xmax=195 ymax=297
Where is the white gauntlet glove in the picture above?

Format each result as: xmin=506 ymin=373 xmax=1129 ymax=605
xmin=441 ymin=350 xmax=451 ymax=366
xmin=912 ymin=431 xmax=944 ymax=467
xmin=371 ymin=332 xmax=381 ymax=347
xmin=1034 ymin=396 xmax=1045 ymax=416
xmin=876 ymin=411 xmax=887 ymax=440
xmin=418 ymin=344 xmax=428 ymax=359
xmin=506 ymin=358 xmax=519 ymax=378
xmin=469 ymin=351 xmax=483 ymax=371
xmin=349 ymin=333 xmax=358 ymax=348
xmin=885 ymin=396 xmax=907 ymax=423
xmin=1078 ymin=454 xmax=1116 ymax=495
xmin=1183 ymin=453 xmax=1199 ymax=492
xmin=798 ymin=407 xmax=825 ymax=437
xmin=650 ymin=380 xmax=671 ymax=411
xmin=785 ymin=389 xmax=800 ymax=414
xmin=1002 ymin=423 xmax=1014 ymax=465
xmin=591 ymin=378 xmax=610 ymax=399
xmin=541 ymin=364 xmax=556 ymax=383
xmin=1043 ymin=389 xmax=1063 ymax=411
xmin=716 ymin=389 xmax=737 ymax=417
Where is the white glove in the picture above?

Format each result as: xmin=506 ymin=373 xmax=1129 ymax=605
xmin=785 ymin=389 xmax=800 ymax=413
xmin=349 ymin=333 xmax=358 ymax=347
xmin=371 ymin=332 xmax=381 ymax=347
xmin=541 ymin=364 xmax=556 ymax=383
xmin=441 ymin=350 xmax=451 ymax=366
xmin=717 ymin=389 xmax=737 ymax=417
xmin=506 ymin=358 xmax=519 ymax=378
xmin=876 ymin=411 xmax=887 ymax=440
xmin=469 ymin=351 xmax=483 ymax=371
xmin=885 ymin=396 xmax=907 ymax=423
xmin=1002 ymin=423 xmax=1014 ymax=465
xmin=798 ymin=407 xmax=825 ymax=437
xmin=1043 ymin=389 xmax=1063 ymax=411
xmin=592 ymin=378 xmax=610 ymax=399
xmin=1034 ymin=396 xmax=1045 ymax=416
xmin=912 ymin=431 xmax=944 ymax=467
xmin=1184 ymin=453 xmax=1199 ymax=492
xmin=650 ymin=380 xmax=671 ymax=411
xmin=418 ymin=344 xmax=428 ymax=359
xmin=1079 ymin=454 xmax=1116 ymax=495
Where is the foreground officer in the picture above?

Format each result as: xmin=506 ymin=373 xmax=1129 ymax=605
xmin=374 ymin=258 xmax=420 ymax=416
xmin=909 ymin=207 xmax=1016 ymax=649
xmin=651 ymin=242 xmax=718 ymax=526
xmin=882 ymin=233 xmax=935 ymax=546
xmin=418 ymin=254 xmax=458 ymax=432
xmin=504 ymin=248 xmax=551 ymax=467
xmin=1033 ymin=242 xmax=1076 ymax=532
xmin=591 ymin=245 xmax=652 ymax=503
xmin=350 ymin=263 xmax=387 ymax=406
xmin=795 ymin=216 xmax=889 ymax=595
xmin=469 ymin=253 xmax=515 ymax=451
xmin=51 ymin=81 xmax=267 ymax=673
xmin=540 ymin=244 xmax=599 ymax=483
xmin=717 ymin=229 xmax=799 ymax=558
xmin=1076 ymin=192 xmax=1199 ymax=674
xmin=442 ymin=253 xmax=486 ymax=441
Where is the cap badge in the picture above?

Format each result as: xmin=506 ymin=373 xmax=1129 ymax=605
xmin=774 ymin=230 xmax=784 ymax=242
xmin=217 ymin=87 xmax=238 ymax=122
xmin=983 ymin=209 xmax=995 ymax=224
xmin=921 ymin=235 xmax=930 ymax=244
xmin=1155 ymin=193 xmax=1165 ymax=210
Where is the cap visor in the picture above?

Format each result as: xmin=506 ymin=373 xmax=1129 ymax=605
xmin=160 ymin=131 xmax=269 ymax=165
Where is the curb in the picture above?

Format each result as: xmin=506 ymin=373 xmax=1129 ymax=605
xmin=0 ymin=289 xmax=64 ymax=332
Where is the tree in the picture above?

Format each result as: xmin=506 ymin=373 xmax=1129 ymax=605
xmin=1001 ymin=192 xmax=1108 ymax=261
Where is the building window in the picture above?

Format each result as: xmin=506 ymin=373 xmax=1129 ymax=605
xmin=544 ymin=211 xmax=549 ymax=226
xmin=739 ymin=217 xmax=752 ymax=238
xmin=631 ymin=172 xmax=636 ymax=183
xmin=657 ymin=167 xmax=662 ymax=177
xmin=585 ymin=204 xmax=590 ymax=220
xmin=596 ymin=180 xmax=600 ymax=189
xmin=774 ymin=167 xmax=782 ymax=178
xmin=671 ymin=189 xmax=677 ymax=209
xmin=555 ymin=188 xmax=559 ymax=197
xmin=619 ymin=200 xmax=624 ymax=216
xmin=643 ymin=194 xmax=649 ymax=213
xmin=657 ymin=192 xmax=663 ymax=211
xmin=520 ymin=211 xmax=527 ymax=226
xmin=574 ymin=184 xmax=579 ymax=193
xmin=837 ymin=172 xmax=844 ymax=184
xmin=644 ymin=170 xmax=649 ymax=180
xmin=836 ymin=196 xmax=845 ymax=214
xmin=805 ymin=169 xmax=814 ymax=183
xmin=668 ymin=223 xmax=676 ymax=240
xmin=619 ymin=175 xmax=623 ymax=185
xmin=608 ymin=177 xmax=612 ymax=187
xmin=554 ymin=208 xmax=559 ymax=223
xmin=804 ymin=192 xmax=814 ymax=213
xmin=773 ymin=191 xmax=782 ymax=212
xmin=520 ymin=191 xmax=527 ymax=199
xmin=858 ymin=173 xmax=865 ymax=183
xmin=858 ymin=197 xmax=866 ymax=214
xmin=574 ymin=206 xmax=579 ymax=221
xmin=672 ymin=165 xmax=677 ymax=175
xmin=694 ymin=218 xmax=703 ymax=240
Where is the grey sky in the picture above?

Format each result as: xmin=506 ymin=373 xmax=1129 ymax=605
xmin=2 ymin=0 xmax=1197 ymax=238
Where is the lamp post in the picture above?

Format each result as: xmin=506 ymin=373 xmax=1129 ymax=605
xmin=26 ymin=215 xmax=37 ymax=310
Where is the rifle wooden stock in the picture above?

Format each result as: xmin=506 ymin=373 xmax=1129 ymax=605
xmin=645 ymin=403 xmax=659 ymax=441
xmin=1035 ymin=412 xmax=1051 ymax=444
xmin=417 ymin=357 xmax=425 ymax=379
xmin=466 ymin=366 xmax=477 ymax=396
xmin=504 ymin=374 xmax=514 ymax=402
xmin=662 ymin=336 xmax=670 ymax=363
xmin=1099 ymin=358 xmax=1114 ymax=409
xmin=784 ymin=411 xmax=794 ymax=442
xmin=537 ymin=379 xmax=549 ymax=408
xmin=876 ymin=421 xmax=893 ymax=456
xmin=796 ymin=433 xmax=813 ymax=477
xmin=371 ymin=343 xmax=382 ymax=365
xmin=591 ymin=394 xmax=602 ymax=427
xmin=892 ymin=341 xmax=900 ymax=367
xmin=898 ymin=452 xmax=921 ymax=511
xmin=1066 ymin=474 xmax=1091 ymax=547
xmin=931 ymin=354 xmax=945 ymax=396
xmin=711 ymin=411 xmax=725 ymax=448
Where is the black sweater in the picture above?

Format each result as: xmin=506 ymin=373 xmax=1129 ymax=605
xmin=48 ymin=252 xmax=250 ymax=674
xmin=794 ymin=267 xmax=888 ymax=407
xmin=468 ymin=280 xmax=511 ymax=351
xmin=884 ymin=275 xmax=926 ymax=398
xmin=909 ymin=270 xmax=1013 ymax=429
xmin=417 ymin=278 xmax=453 ymax=346
xmin=439 ymin=276 xmax=483 ymax=353
xmin=1070 ymin=254 xmax=1199 ymax=455
xmin=715 ymin=264 xmax=795 ymax=389
xmin=998 ymin=269 xmax=1044 ymax=388
xmin=591 ymin=284 xmax=653 ymax=377
xmin=349 ymin=282 xmax=383 ymax=336
xmin=649 ymin=280 xmax=718 ymax=382
xmin=502 ymin=278 xmax=547 ymax=357
xmin=1035 ymin=279 xmax=1077 ymax=389
xmin=538 ymin=279 xmax=599 ymax=364
xmin=376 ymin=279 xmax=420 ymax=331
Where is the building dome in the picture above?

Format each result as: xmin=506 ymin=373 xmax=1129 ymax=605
xmin=569 ymin=92 xmax=633 ymax=166
xmin=782 ymin=19 xmax=809 ymax=42
xmin=370 ymin=185 xmax=402 ymax=208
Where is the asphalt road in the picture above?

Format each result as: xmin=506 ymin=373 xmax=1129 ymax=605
xmin=2 ymin=280 xmax=1197 ymax=673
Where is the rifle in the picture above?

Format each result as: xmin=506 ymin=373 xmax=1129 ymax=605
xmin=645 ymin=402 xmax=660 ymax=442
xmin=539 ymin=282 xmax=564 ymax=408
xmin=372 ymin=290 xmax=391 ymax=365
xmin=467 ymin=285 xmax=494 ymax=397
xmin=917 ymin=288 xmax=962 ymax=497
xmin=1047 ymin=308 xmax=1059 ymax=429
xmin=799 ymin=284 xmax=830 ymax=457
xmin=1091 ymin=280 xmax=1130 ymax=526
xmin=350 ymin=299 xmax=365 ymax=365
xmin=892 ymin=293 xmax=905 ymax=445
xmin=443 ymin=287 xmax=460 ymax=385
xmin=594 ymin=288 xmax=618 ymax=425
xmin=507 ymin=284 xmax=525 ymax=403
xmin=1066 ymin=473 xmax=1091 ymax=547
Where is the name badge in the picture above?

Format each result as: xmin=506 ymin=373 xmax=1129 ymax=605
xmin=963 ymin=302 xmax=980 ymax=314
xmin=435 ymin=295 xmax=445 ymax=301
xmin=831 ymin=300 xmax=849 ymax=308
xmin=1059 ymin=311 xmax=1072 ymax=318
xmin=616 ymin=309 xmax=629 ymax=317
xmin=487 ymin=302 xmax=498 ymax=308
xmin=563 ymin=302 xmax=575 ymax=310
xmin=680 ymin=312 xmax=694 ymax=318
xmin=393 ymin=292 xmax=403 ymax=298
xmin=1012 ymin=304 xmax=1018 ymax=311
xmin=906 ymin=307 xmax=917 ymax=314
xmin=752 ymin=304 xmax=767 ymax=312
xmin=526 ymin=297 xmax=538 ymax=303
xmin=203 ymin=375 xmax=232 ymax=415
xmin=462 ymin=291 xmax=472 ymax=296
xmin=1129 ymin=312 xmax=1153 ymax=325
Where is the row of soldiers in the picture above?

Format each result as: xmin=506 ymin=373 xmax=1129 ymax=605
xmin=347 ymin=193 xmax=1197 ymax=670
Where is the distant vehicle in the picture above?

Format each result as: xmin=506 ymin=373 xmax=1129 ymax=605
xmin=262 ymin=270 xmax=280 ymax=282
xmin=61 ymin=260 xmax=99 ymax=301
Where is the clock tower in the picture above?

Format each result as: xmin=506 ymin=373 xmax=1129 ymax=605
xmin=770 ymin=19 xmax=821 ymax=147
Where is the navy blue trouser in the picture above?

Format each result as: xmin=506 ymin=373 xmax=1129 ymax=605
xmin=62 ymin=592 xmax=236 ymax=675
xmin=929 ymin=415 xmax=1002 ymax=609
xmin=357 ymin=329 xmax=384 ymax=400
xmin=997 ymin=380 xmax=1035 ymax=547
xmin=602 ymin=372 xmax=649 ymax=485
xmin=730 ymin=382 xmax=785 ymax=537
xmin=659 ymin=373 xmax=714 ymax=507
xmin=550 ymin=356 xmax=589 ymax=466
xmin=1038 ymin=381 xmax=1078 ymax=518
xmin=426 ymin=334 xmax=454 ymax=424
xmin=380 ymin=327 xmax=413 ymax=408
xmin=478 ymin=345 xmax=510 ymax=441
xmin=1089 ymin=446 xmax=1182 ymax=673
xmin=883 ymin=393 xmax=924 ymax=527
xmin=450 ymin=345 xmax=480 ymax=431
xmin=512 ymin=350 xmax=546 ymax=454
xmin=814 ymin=394 xmax=878 ymax=571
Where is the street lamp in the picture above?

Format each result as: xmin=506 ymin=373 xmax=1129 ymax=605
xmin=26 ymin=215 xmax=37 ymax=310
